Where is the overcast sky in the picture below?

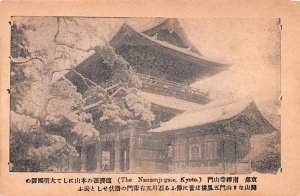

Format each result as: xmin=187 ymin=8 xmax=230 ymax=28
xmin=13 ymin=17 xmax=281 ymax=127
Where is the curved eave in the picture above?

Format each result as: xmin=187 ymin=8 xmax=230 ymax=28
xmin=142 ymin=18 xmax=202 ymax=55
xmin=70 ymin=52 xmax=101 ymax=74
xmin=150 ymin=100 xmax=277 ymax=135
xmin=110 ymin=24 xmax=229 ymax=77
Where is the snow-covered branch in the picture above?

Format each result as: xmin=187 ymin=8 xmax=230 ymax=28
xmin=69 ymin=68 xmax=97 ymax=85
xmin=12 ymin=57 xmax=46 ymax=65
xmin=54 ymin=17 xmax=96 ymax=53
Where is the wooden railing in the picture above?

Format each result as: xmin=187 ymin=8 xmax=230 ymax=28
xmin=133 ymin=72 xmax=208 ymax=97
xmin=74 ymin=72 xmax=209 ymax=111
xmin=77 ymin=83 xmax=121 ymax=110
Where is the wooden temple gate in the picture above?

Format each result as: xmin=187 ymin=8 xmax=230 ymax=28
xmin=71 ymin=129 xmax=135 ymax=173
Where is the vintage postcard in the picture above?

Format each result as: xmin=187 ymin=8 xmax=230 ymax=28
xmin=8 ymin=17 xmax=280 ymax=174
xmin=0 ymin=1 xmax=300 ymax=196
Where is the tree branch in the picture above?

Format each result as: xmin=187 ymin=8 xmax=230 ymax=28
xmin=12 ymin=57 xmax=46 ymax=65
xmin=53 ymin=17 xmax=95 ymax=53
xmin=62 ymin=18 xmax=70 ymax=31
xmin=63 ymin=17 xmax=80 ymax=26
xmin=66 ymin=69 xmax=98 ymax=87
xmin=57 ymin=44 xmax=94 ymax=53
xmin=54 ymin=17 xmax=60 ymax=43
xmin=37 ymin=96 xmax=58 ymax=126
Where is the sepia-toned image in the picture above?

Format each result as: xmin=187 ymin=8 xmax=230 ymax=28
xmin=9 ymin=17 xmax=280 ymax=174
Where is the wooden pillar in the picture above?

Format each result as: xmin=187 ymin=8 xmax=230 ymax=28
xmin=221 ymin=132 xmax=226 ymax=173
xmin=96 ymin=142 xmax=102 ymax=172
xmin=202 ymin=135 xmax=206 ymax=166
xmin=234 ymin=135 xmax=238 ymax=174
xmin=68 ymin=154 xmax=74 ymax=172
xmin=129 ymin=129 xmax=136 ymax=172
xmin=81 ymin=146 xmax=87 ymax=172
xmin=114 ymin=137 xmax=121 ymax=172
xmin=246 ymin=134 xmax=251 ymax=159
xmin=185 ymin=137 xmax=190 ymax=167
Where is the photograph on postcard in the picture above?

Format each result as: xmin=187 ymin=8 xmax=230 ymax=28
xmin=9 ymin=17 xmax=280 ymax=174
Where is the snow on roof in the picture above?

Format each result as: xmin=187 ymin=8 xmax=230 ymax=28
xmin=145 ymin=33 xmax=223 ymax=64
xmin=111 ymin=23 xmax=227 ymax=66
xmin=149 ymin=98 xmax=254 ymax=133
xmin=138 ymin=91 xmax=205 ymax=112
xmin=143 ymin=18 xmax=202 ymax=55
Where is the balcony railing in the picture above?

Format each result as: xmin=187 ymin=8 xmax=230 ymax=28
xmin=133 ymin=72 xmax=208 ymax=98
xmin=74 ymin=72 xmax=209 ymax=111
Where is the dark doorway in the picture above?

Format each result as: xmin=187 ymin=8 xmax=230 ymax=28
xmin=102 ymin=141 xmax=115 ymax=172
xmin=86 ymin=144 xmax=97 ymax=171
xmin=223 ymin=140 xmax=237 ymax=162
xmin=73 ymin=146 xmax=82 ymax=171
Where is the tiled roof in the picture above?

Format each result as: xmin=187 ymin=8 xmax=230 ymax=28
xmin=150 ymin=98 xmax=276 ymax=133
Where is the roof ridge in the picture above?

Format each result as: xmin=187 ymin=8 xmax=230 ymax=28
xmin=142 ymin=18 xmax=203 ymax=55
xmin=150 ymin=98 xmax=259 ymax=133
xmin=112 ymin=22 xmax=226 ymax=65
